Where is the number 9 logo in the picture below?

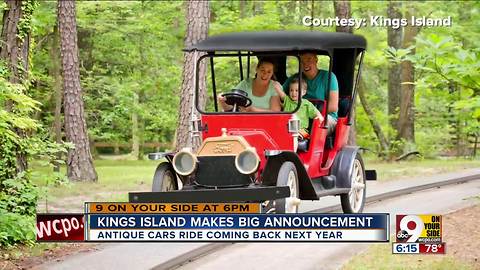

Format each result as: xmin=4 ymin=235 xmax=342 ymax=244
xmin=399 ymin=215 xmax=423 ymax=242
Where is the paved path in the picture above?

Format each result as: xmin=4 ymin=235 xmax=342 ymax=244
xmin=36 ymin=169 xmax=480 ymax=270
xmin=300 ymin=168 xmax=480 ymax=213
xmin=178 ymin=179 xmax=480 ymax=270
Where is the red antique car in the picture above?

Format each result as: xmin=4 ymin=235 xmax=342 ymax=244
xmin=129 ymin=31 xmax=376 ymax=213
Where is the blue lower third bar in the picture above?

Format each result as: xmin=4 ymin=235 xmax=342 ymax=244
xmin=89 ymin=214 xmax=388 ymax=229
xmin=86 ymin=214 xmax=389 ymax=242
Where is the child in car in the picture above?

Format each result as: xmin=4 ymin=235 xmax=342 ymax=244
xmin=274 ymin=77 xmax=324 ymax=139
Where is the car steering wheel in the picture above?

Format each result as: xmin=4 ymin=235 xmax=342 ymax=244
xmin=222 ymin=89 xmax=252 ymax=112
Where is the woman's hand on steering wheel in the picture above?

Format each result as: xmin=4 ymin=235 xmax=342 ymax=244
xmin=217 ymin=92 xmax=232 ymax=111
xmin=221 ymin=89 xmax=252 ymax=112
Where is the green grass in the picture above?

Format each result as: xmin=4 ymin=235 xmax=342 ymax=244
xmin=1 ymin=243 xmax=61 ymax=260
xmin=0 ymin=242 xmax=97 ymax=268
xmin=364 ymin=157 xmax=480 ymax=182
xmin=33 ymin=160 xmax=157 ymax=191
xmin=31 ymin=159 xmax=158 ymax=208
xmin=30 ymin=157 xmax=480 ymax=204
xmin=343 ymin=241 xmax=474 ymax=270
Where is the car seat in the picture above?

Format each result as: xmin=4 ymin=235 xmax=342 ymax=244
xmin=297 ymin=99 xmax=325 ymax=152
xmin=298 ymin=96 xmax=351 ymax=152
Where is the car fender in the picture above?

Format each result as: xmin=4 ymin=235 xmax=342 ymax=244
xmin=261 ymin=151 xmax=318 ymax=200
xmin=148 ymin=152 xmax=175 ymax=162
xmin=330 ymin=146 xmax=360 ymax=189
xmin=149 ymin=152 xmax=190 ymax=186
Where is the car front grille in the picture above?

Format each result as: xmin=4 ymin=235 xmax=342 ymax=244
xmin=195 ymin=156 xmax=252 ymax=188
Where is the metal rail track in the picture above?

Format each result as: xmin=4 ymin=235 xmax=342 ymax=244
xmin=151 ymin=174 xmax=480 ymax=270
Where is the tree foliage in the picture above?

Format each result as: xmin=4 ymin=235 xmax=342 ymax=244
xmin=0 ymin=0 xmax=70 ymax=247
xmin=24 ymin=1 xmax=480 ymax=159
xmin=0 ymin=0 xmax=478 ymax=247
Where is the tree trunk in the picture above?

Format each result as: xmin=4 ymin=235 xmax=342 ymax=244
xmin=175 ymin=0 xmax=209 ymax=152
xmin=58 ymin=0 xmax=97 ymax=182
xmin=50 ymin=24 xmax=63 ymax=172
xmin=295 ymin=1 xmax=301 ymax=23
xmin=333 ymin=0 xmax=356 ymax=146
xmin=114 ymin=142 xmax=120 ymax=155
xmin=137 ymin=1 xmax=147 ymax=161
xmin=131 ymin=92 xmax=140 ymax=159
xmin=387 ymin=1 xmax=402 ymax=134
xmin=398 ymin=7 xmax=418 ymax=144
xmin=253 ymin=1 xmax=263 ymax=15
xmin=358 ymin=79 xmax=389 ymax=157
xmin=333 ymin=0 xmax=352 ymax=33
xmin=0 ymin=0 xmax=28 ymax=85
xmin=281 ymin=1 xmax=295 ymax=25
xmin=131 ymin=1 xmax=148 ymax=160
xmin=310 ymin=0 xmax=315 ymax=31
xmin=349 ymin=107 xmax=357 ymax=145
xmin=447 ymin=82 xmax=464 ymax=156
xmin=0 ymin=0 xmax=34 ymax=173
xmin=239 ymin=0 xmax=246 ymax=19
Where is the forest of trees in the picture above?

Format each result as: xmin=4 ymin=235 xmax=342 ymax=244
xmin=0 ymin=0 xmax=478 ymax=246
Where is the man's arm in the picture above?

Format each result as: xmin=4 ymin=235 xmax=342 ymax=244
xmin=307 ymin=100 xmax=324 ymax=123
xmin=326 ymin=72 xmax=339 ymax=114
xmin=327 ymin=90 xmax=338 ymax=114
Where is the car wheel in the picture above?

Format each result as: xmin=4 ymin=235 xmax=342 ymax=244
xmin=340 ymin=153 xmax=366 ymax=213
xmin=273 ymin=161 xmax=300 ymax=213
xmin=152 ymin=163 xmax=177 ymax=192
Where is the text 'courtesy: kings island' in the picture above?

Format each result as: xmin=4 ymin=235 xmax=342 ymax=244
xmin=303 ymin=15 xmax=452 ymax=29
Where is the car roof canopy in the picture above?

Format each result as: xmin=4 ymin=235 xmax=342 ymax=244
xmin=185 ymin=31 xmax=366 ymax=53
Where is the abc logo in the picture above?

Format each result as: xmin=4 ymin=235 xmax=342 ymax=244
xmin=396 ymin=230 xmax=410 ymax=241
xmin=396 ymin=215 xmax=424 ymax=242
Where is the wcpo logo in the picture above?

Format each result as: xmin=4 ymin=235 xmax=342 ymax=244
xmin=395 ymin=214 xmax=442 ymax=243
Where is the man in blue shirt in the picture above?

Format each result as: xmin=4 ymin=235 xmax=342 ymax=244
xmin=282 ymin=52 xmax=339 ymax=134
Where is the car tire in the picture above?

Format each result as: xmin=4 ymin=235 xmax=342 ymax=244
xmin=340 ymin=153 xmax=366 ymax=213
xmin=273 ymin=161 xmax=300 ymax=213
xmin=152 ymin=163 xmax=178 ymax=192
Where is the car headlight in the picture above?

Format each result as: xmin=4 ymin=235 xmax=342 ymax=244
xmin=235 ymin=148 xmax=260 ymax=175
xmin=172 ymin=148 xmax=197 ymax=176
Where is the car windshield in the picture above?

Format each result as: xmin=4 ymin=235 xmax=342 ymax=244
xmin=197 ymin=53 xmax=331 ymax=114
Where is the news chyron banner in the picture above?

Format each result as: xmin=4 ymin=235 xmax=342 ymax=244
xmin=87 ymin=213 xmax=389 ymax=242
xmin=392 ymin=214 xmax=446 ymax=254
xmin=36 ymin=203 xmax=257 ymax=242
xmin=37 ymin=203 xmax=390 ymax=242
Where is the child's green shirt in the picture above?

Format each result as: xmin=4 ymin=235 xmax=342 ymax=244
xmin=283 ymin=96 xmax=319 ymax=131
